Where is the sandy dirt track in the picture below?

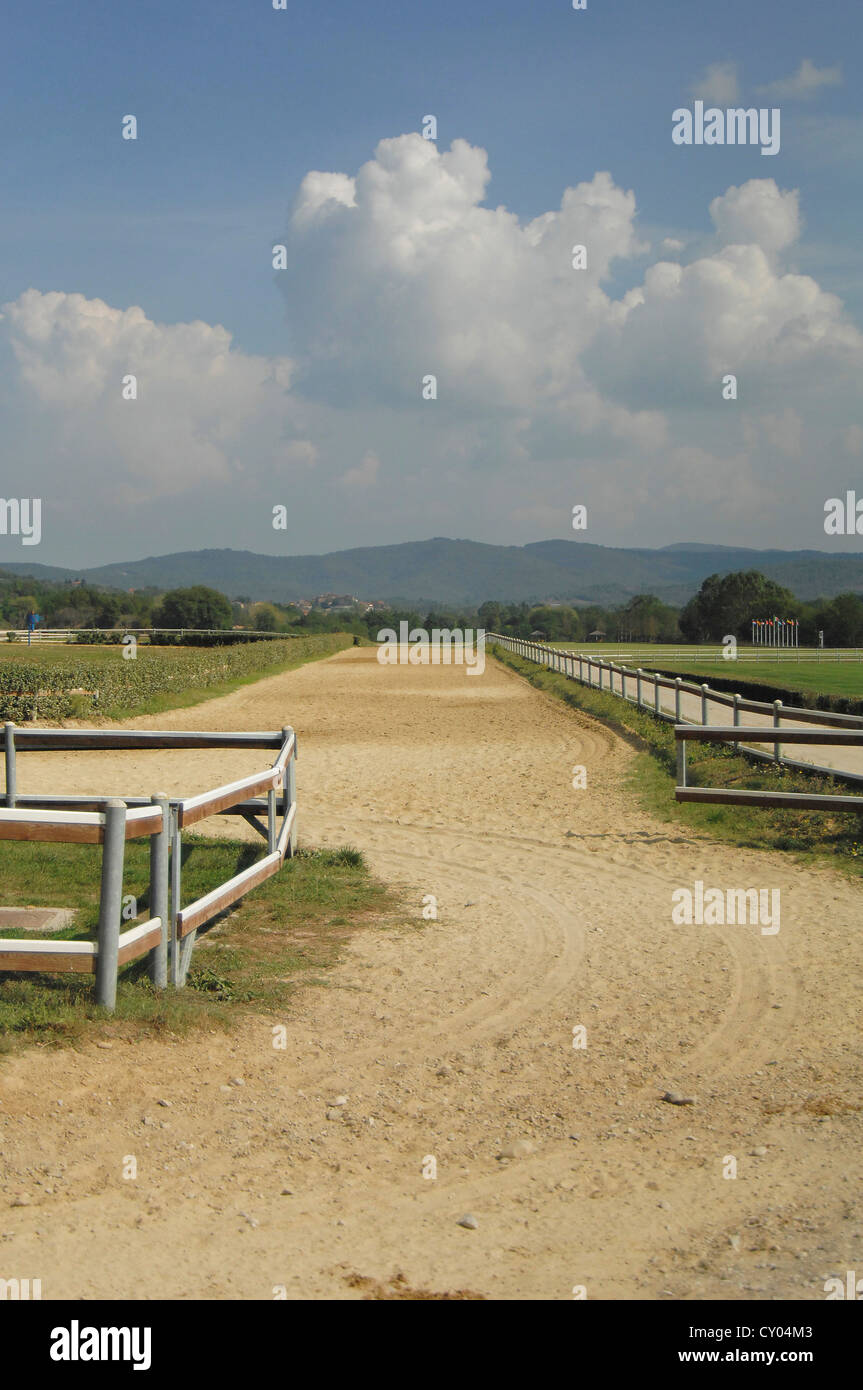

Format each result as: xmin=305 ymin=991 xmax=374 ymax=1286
xmin=1 ymin=647 xmax=861 ymax=1300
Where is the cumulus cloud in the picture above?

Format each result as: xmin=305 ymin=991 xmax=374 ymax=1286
xmin=0 ymin=289 xmax=311 ymax=509
xmin=756 ymin=58 xmax=842 ymax=101
xmin=689 ymin=61 xmax=740 ymax=105
xmin=709 ymin=179 xmax=800 ymax=254
xmin=1 ymin=134 xmax=862 ymax=558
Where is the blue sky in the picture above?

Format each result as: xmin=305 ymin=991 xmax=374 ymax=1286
xmin=1 ymin=0 xmax=861 ymax=565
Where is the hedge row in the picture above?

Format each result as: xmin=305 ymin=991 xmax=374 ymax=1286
xmin=0 ymin=633 xmax=351 ymax=721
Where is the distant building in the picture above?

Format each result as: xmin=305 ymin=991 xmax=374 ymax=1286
xmin=588 ymin=629 xmax=607 ymax=640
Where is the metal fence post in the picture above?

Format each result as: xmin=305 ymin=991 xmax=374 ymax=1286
xmin=733 ymin=694 xmax=741 ymax=752
xmin=3 ymin=722 xmax=15 ymax=808
xmin=95 ymin=800 xmax=127 ymax=1011
xmin=674 ymin=678 xmax=682 ymax=722
xmin=267 ymin=788 xmax=277 ymax=854
xmin=701 ymin=683 xmax=709 ymax=727
xmin=654 ymin=676 xmax=661 ymax=716
xmin=773 ymin=700 xmax=782 ymax=764
xmin=598 ymin=661 xmax=604 ymax=691
xmin=676 ymin=737 xmax=687 ymax=788
xmin=149 ymin=793 xmax=170 ymax=989
xmin=169 ymin=806 xmax=182 ymax=987
xmin=636 ymin=669 xmax=643 ymax=707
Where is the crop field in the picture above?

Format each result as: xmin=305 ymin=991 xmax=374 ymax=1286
xmin=0 ymin=644 xmax=192 ymax=666
xmin=0 ymin=632 xmax=353 ymax=721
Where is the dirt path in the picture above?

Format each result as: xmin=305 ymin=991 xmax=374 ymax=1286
xmin=1 ymin=648 xmax=861 ymax=1300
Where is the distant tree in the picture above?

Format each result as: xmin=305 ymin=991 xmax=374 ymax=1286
xmin=679 ymin=571 xmax=795 ymax=643
xmin=252 ymin=602 xmax=281 ymax=632
xmin=152 ymin=586 xmax=233 ymax=630
xmin=618 ymin=594 xmax=680 ymax=642
xmin=94 ymin=593 xmax=122 ymax=628
xmin=478 ymin=601 xmax=503 ymax=632
xmin=821 ymin=592 xmax=863 ymax=647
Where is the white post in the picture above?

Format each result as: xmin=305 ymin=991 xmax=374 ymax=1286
xmin=149 ymin=793 xmax=170 ymax=989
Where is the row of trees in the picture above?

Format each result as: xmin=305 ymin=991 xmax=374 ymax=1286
xmin=6 ymin=567 xmax=863 ymax=647
xmin=479 ymin=594 xmax=682 ymax=643
xmin=679 ymin=571 xmax=863 ymax=647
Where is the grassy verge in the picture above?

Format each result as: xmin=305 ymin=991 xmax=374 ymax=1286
xmin=492 ymin=644 xmax=863 ymax=877
xmin=0 ymin=839 xmax=407 ymax=1052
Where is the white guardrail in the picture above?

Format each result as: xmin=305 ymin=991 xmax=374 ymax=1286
xmin=1 ymin=628 xmax=292 ymax=643
xmin=489 ymin=635 xmax=863 ymax=787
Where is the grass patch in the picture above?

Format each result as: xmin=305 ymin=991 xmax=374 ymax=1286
xmin=492 ymin=644 xmax=863 ymax=876
xmin=0 ymin=839 xmax=406 ymax=1053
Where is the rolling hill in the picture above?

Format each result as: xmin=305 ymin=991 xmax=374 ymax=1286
xmin=3 ymin=538 xmax=863 ymax=607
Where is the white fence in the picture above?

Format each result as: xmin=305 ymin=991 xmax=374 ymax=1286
xmin=1 ymin=628 xmax=292 ymax=644
xmin=489 ymin=635 xmax=863 ymax=786
xmin=0 ymin=724 xmax=297 ymax=1010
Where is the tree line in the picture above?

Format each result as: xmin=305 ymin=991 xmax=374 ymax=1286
xmin=4 ymin=568 xmax=863 ymax=647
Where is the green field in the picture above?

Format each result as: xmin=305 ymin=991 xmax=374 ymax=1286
xmin=634 ymin=659 xmax=863 ymax=701
xmin=542 ymin=643 xmax=863 ymax=701
xmin=0 ymin=632 xmax=353 ymax=721
xmin=0 ymin=643 xmax=198 ymax=664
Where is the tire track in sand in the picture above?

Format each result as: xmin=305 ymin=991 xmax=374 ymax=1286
xmin=1 ymin=646 xmax=860 ymax=1300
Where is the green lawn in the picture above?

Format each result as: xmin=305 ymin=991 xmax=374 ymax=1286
xmin=632 ymin=659 xmax=863 ymax=701
xmin=538 ymin=643 xmax=863 ymax=701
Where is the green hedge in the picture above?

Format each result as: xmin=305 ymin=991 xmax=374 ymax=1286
xmin=0 ymin=633 xmax=350 ymax=721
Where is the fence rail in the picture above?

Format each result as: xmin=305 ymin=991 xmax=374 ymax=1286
xmin=489 ymin=634 xmax=863 ymax=786
xmin=1 ymin=628 xmax=295 ymax=643
xmin=0 ymin=722 xmax=298 ymax=1008
xmin=673 ymin=725 xmax=863 ymax=813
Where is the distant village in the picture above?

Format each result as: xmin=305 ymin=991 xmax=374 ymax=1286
xmin=234 ymin=593 xmax=391 ymax=617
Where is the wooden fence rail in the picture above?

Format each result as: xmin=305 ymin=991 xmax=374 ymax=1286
xmin=0 ymin=723 xmax=297 ymax=1009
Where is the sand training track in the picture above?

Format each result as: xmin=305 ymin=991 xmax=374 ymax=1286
xmin=1 ymin=647 xmax=861 ymax=1299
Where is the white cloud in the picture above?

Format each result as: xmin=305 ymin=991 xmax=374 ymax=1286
xmin=756 ymin=58 xmax=842 ymax=101
xmin=1 ymin=289 xmax=303 ymax=506
xmin=1 ymin=135 xmax=862 ymax=558
xmin=689 ymin=62 xmax=740 ymax=105
xmin=709 ymin=179 xmax=800 ymax=254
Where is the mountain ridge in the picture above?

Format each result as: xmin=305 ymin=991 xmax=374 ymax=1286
xmin=2 ymin=538 xmax=863 ymax=606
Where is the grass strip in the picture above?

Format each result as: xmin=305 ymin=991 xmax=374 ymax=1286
xmin=0 ymin=840 xmax=406 ymax=1052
